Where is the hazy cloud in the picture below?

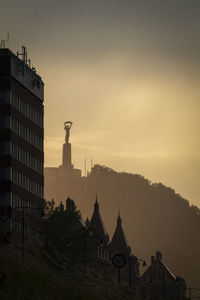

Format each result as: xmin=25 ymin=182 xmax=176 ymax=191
xmin=2 ymin=0 xmax=200 ymax=205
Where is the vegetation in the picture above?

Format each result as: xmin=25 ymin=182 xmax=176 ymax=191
xmin=45 ymin=164 xmax=200 ymax=288
xmin=0 ymin=199 xmax=139 ymax=300
xmin=44 ymin=199 xmax=86 ymax=266
xmin=0 ymin=256 xmax=135 ymax=300
xmin=1 ymin=168 xmax=193 ymax=299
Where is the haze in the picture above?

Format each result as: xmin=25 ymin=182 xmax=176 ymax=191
xmin=1 ymin=0 xmax=200 ymax=206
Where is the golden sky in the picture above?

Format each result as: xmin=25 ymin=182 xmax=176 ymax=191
xmin=1 ymin=0 xmax=200 ymax=206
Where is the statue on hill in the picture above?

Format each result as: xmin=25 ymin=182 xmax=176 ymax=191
xmin=64 ymin=121 xmax=73 ymax=143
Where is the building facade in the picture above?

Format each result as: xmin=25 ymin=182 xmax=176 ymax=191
xmin=0 ymin=47 xmax=44 ymax=258
xmin=87 ymin=195 xmax=110 ymax=261
xmin=110 ymin=212 xmax=140 ymax=287
xmin=141 ymin=251 xmax=187 ymax=300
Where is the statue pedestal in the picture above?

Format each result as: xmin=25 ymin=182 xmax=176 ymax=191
xmin=62 ymin=142 xmax=72 ymax=171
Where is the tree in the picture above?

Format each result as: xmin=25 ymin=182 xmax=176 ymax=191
xmin=44 ymin=199 xmax=86 ymax=265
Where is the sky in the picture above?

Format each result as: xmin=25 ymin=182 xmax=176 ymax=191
xmin=1 ymin=0 xmax=200 ymax=206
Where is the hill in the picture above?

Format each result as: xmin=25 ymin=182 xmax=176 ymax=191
xmin=0 ymin=255 xmax=137 ymax=300
xmin=45 ymin=164 xmax=200 ymax=288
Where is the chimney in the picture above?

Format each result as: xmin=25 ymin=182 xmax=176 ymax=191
xmin=66 ymin=197 xmax=75 ymax=211
xmin=156 ymin=251 xmax=162 ymax=261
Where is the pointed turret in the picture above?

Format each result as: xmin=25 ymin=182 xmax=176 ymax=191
xmin=117 ymin=209 xmax=122 ymax=227
xmin=85 ymin=217 xmax=90 ymax=227
xmin=88 ymin=194 xmax=109 ymax=242
xmin=94 ymin=193 xmax=99 ymax=212
xmin=110 ymin=211 xmax=131 ymax=258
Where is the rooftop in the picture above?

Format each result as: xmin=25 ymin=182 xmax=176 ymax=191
xmin=0 ymin=48 xmax=43 ymax=83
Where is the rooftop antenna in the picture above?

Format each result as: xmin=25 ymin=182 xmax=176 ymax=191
xmin=17 ymin=45 xmax=27 ymax=63
xmin=0 ymin=32 xmax=10 ymax=49
xmin=26 ymin=58 xmax=31 ymax=68
xmin=16 ymin=45 xmax=33 ymax=71
xmin=7 ymin=33 xmax=9 ymax=48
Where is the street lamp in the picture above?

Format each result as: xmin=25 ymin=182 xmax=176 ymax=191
xmin=137 ymin=258 xmax=147 ymax=266
xmin=129 ymin=257 xmax=146 ymax=288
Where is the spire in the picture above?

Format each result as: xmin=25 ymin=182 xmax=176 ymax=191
xmin=94 ymin=193 xmax=99 ymax=212
xmin=95 ymin=192 xmax=98 ymax=203
xmin=117 ymin=209 xmax=122 ymax=227
xmin=89 ymin=194 xmax=109 ymax=242
xmin=85 ymin=217 xmax=90 ymax=227
xmin=110 ymin=211 xmax=131 ymax=258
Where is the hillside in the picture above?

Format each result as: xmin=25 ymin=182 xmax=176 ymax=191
xmin=0 ymin=255 xmax=137 ymax=300
xmin=45 ymin=164 xmax=200 ymax=288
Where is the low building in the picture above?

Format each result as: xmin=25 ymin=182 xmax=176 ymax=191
xmin=141 ymin=251 xmax=187 ymax=300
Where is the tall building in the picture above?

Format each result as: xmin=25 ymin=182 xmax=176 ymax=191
xmin=0 ymin=46 xmax=44 ymax=258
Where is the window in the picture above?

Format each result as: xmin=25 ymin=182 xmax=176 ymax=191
xmin=11 ymin=143 xmax=43 ymax=175
xmin=11 ymin=117 xmax=43 ymax=151
xmin=11 ymin=168 xmax=43 ymax=198
xmin=11 ymin=92 xmax=43 ymax=128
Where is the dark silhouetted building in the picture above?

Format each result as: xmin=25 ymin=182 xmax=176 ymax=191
xmin=141 ymin=251 xmax=187 ymax=300
xmin=110 ymin=212 xmax=139 ymax=286
xmin=110 ymin=211 xmax=131 ymax=258
xmin=87 ymin=195 xmax=110 ymax=261
xmin=0 ymin=46 xmax=44 ymax=258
